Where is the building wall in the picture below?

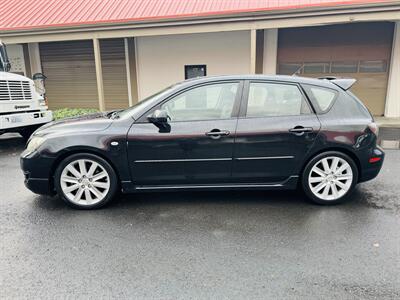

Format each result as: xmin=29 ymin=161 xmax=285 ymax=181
xmin=136 ymin=31 xmax=251 ymax=99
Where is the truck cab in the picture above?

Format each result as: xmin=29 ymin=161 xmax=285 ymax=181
xmin=0 ymin=41 xmax=53 ymax=140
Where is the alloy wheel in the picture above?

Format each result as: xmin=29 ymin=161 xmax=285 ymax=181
xmin=60 ymin=159 xmax=110 ymax=206
xmin=308 ymin=156 xmax=353 ymax=201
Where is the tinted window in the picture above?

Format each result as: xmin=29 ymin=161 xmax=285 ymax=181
xmin=331 ymin=61 xmax=358 ymax=73
xmin=161 ymin=82 xmax=238 ymax=122
xmin=246 ymin=82 xmax=311 ymax=117
xmin=278 ymin=63 xmax=302 ymax=75
xmin=359 ymin=60 xmax=387 ymax=73
xmin=303 ymin=62 xmax=330 ymax=74
xmin=304 ymin=85 xmax=337 ymax=113
xmin=185 ymin=65 xmax=207 ymax=79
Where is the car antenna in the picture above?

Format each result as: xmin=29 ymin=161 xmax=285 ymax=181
xmin=292 ymin=64 xmax=304 ymax=76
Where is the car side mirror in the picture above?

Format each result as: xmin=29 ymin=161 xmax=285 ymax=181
xmin=147 ymin=109 xmax=170 ymax=125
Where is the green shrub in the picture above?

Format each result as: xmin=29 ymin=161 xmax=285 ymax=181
xmin=53 ymin=108 xmax=99 ymax=120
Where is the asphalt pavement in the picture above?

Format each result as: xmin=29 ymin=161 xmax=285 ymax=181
xmin=0 ymin=132 xmax=399 ymax=299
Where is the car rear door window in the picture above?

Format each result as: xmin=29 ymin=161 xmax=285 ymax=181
xmin=161 ymin=82 xmax=239 ymax=122
xmin=245 ymin=82 xmax=311 ymax=117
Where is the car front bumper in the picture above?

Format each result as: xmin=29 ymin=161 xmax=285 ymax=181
xmin=20 ymin=150 xmax=55 ymax=195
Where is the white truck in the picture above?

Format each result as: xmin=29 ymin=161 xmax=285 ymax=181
xmin=0 ymin=41 xmax=53 ymax=140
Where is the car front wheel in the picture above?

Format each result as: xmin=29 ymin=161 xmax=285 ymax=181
xmin=302 ymin=151 xmax=358 ymax=205
xmin=54 ymin=153 xmax=118 ymax=209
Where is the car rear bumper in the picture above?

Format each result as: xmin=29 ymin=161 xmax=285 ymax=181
xmin=359 ymin=146 xmax=385 ymax=182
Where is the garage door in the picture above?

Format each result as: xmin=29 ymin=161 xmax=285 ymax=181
xmin=100 ymin=38 xmax=129 ymax=110
xmin=277 ymin=22 xmax=394 ymax=116
xmin=40 ymin=40 xmax=98 ymax=109
xmin=40 ymin=39 xmax=129 ymax=110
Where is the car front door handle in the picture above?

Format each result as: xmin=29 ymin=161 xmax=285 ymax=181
xmin=289 ymin=126 xmax=313 ymax=136
xmin=205 ymin=130 xmax=230 ymax=139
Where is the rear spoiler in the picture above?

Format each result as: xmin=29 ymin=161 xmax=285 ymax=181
xmin=318 ymin=77 xmax=356 ymax=91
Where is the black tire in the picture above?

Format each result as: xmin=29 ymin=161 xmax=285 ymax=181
xmin=54 ymin=153 xmax=118 ymax=209
xmin=301 ymin=151 xmax=358 ymax=205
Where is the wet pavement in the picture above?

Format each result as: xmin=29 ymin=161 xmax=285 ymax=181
xmin=0 ymin=132 xmax=399 ymax=299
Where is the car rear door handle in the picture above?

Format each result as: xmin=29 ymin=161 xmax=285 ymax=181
xmin=289 ymin=126 xmax=313 ymax=136
xmin=205 ymin=130 xmax=230 ymax=139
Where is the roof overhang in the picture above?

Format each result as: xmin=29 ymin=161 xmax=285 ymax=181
xmin=1 ymin=1 xmax=399 ymax=44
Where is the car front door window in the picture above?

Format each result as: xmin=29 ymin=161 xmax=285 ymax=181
xmin=161 ymin=82 xmax=239 ymax=122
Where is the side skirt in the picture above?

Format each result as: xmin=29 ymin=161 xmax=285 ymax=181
xmin=121 ymin=176 xmax=299 ymax=193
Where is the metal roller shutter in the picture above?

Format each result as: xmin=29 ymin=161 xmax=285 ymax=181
xmin=40 ymin=40 xmax=98 ymax=109
xmin=277 ymin=22 xmax=394 ymax=116
xmin=100 ymin=38 xmax=129 ymax=110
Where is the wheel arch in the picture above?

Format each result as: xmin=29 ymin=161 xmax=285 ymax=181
xmin=300 ymin=147 xmax=362 ymax=183
xmin=49 ymin=147 xmax=121 ymax=193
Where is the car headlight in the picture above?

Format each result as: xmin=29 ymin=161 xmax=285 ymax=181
xmin=26 ymin=137 xmax=46 ymax=153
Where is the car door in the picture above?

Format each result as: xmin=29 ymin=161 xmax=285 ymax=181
xmin=232 ymin=80 xmax=321 ymax=183
xmin=127 ymin=81 xmax=242 ymax=186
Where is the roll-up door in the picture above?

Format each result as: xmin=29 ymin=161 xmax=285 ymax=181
xmin=277 ymin=22 xmax=394 ymax=116
xmin=40 ymin=40 xmax=98 ymax=109
xmin=100 ymin=38 xmax=129 ymax=110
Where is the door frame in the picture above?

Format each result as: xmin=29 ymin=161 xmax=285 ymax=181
xmin=135 ymin=79 xmax=245 ymax=124
xmin=238 ymin=79 xmax=316 ymax=118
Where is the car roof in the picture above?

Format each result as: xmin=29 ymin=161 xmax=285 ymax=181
xmin=180 ymin=74 xmax=342 ymax=90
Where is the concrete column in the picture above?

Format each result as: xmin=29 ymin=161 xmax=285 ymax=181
xmin=93 ymin=38 xmax=105 ymax=111
xmin=124 ymin=37 xmax=139 ymax=105
xmin=27 ymin=43 xmax=42 ymax=75
xmin=255 ymin=30 xmax=264 ymax=74
xmin=385 ymin=21 xmax=400 ymax=118
xmin=250 ymin=29 xmax=257 ymax=74
xmin=263 ymin=29 xmax=278 ymax=75
xmin=22 ymin=44 xmax=32 ymax=78
xmin=251 ymin=29 xmax=265 ymax=74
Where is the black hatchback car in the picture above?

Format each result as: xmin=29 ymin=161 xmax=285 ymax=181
xmin=21 ymin=75 xmax=384 ymax=209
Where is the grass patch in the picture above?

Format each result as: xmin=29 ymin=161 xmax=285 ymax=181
xmin=53 ymin=108 xmax=99 ymax=120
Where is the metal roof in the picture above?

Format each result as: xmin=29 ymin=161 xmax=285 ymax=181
xmin=0 ymin=0 xmax=394 ymax=32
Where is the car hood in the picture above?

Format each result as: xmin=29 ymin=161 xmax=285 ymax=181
xmin=33 ymin=112 xmax=113 ymax=136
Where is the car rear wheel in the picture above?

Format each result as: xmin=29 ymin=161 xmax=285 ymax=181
xmin=302 ymin=151 xmax=358 ymax=205
xmin=54 ymin=153 xmax=118 ymax=209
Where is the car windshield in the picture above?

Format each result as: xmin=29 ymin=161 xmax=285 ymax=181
xmin=116 ymin=83 xmax=179 ymax=119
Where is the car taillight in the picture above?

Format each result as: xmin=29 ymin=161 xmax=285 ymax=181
xmin=368 ymin=122 xmax=379 ymax=136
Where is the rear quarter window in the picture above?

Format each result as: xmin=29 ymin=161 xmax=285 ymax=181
xmin=302 ymin=84 xmax=337 ymax=114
